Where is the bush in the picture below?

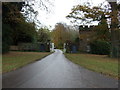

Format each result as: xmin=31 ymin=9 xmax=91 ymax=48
xmin=90 ymin=40 xmax=110 ymax=55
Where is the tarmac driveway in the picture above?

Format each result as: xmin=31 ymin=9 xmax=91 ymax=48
xmin=2 ymin=49 xmax=118 ymax=88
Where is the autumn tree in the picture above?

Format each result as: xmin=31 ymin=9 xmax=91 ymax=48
xmin=95 ymin=15 xmax=110 ymax=41
xmin=67 ymin=4 xmax=112 ymax=40
xmin=67 ymin=4 xmax=110 ymax=25
xmin=67 ymin=3 xmax=118 ymax=54
xmin=52 ymin=23 xmax=68 ymax=48
xmin=52 ymin=23 xmax=79 ymax=49
xmin=67 ymin=1 xmax=120 ymax=57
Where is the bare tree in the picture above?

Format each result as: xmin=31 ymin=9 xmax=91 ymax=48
xmin=22 ymin=0 xmax=54 ymax=23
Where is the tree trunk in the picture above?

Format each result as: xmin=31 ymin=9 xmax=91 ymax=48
xmin=108 ymin=1 xmax=119 ymax=58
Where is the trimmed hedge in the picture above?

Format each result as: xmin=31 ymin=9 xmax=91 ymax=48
xmin=90 ymin=40 xmax=110 ymax=55
xmin=18 ymin=43 xmax=50 ymax=52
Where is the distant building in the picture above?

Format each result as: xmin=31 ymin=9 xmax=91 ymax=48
xmin=79 ymin=25 xmax=96 ymax=52
xmin=65 ymin=40 xmax=79 ymax=53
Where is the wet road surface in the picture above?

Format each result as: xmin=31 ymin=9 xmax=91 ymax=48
xmin=2 ymin=49 xmax=118 ymax=88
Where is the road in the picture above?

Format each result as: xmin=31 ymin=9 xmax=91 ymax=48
xmin=2 ymin=49 xmax=118 ymax=88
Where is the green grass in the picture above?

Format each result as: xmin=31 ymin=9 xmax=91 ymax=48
xmin=65 ymin=53 xmax=118 ymax=79
xmin=2 ymin=51 xmax=51 ymax=73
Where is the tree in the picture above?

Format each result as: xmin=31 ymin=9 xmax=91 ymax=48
xmin=2 ymin=2 xmax=37 ymax=53
xmin=95 ymin=15 xmax=110 ymax=41
xmin=2 ymin=0 xmax=54 ymax=53
xmin=2 ymin=2 xmax=25 ymax=25
xmin=67 ymin=1 xmax=120 ymax=57
xmin=67 ymin=5 xmax=110 ymax=25
xmin=67 ymin=4 xmax=112 ymax=40
xmin=52 ymin=23 xmax=79 ymax=49
xmin=2 ymin=2 xmax=25 ymax=53
xmin=106 ymin=0 xmax=120 ymax=57
xmin=22 ymin=0 xmax=54 ymax=22
xmin=52 ymin=23 xmax=68 ymax=48
xmin=2 ymin=24 xmax=12 ymax=53
xmin=37 ymin=27 xmax=51 ymax=43
xmin=14 ymin=22 xmax=37 ymax=44
xmin=67 ymin=5 xmax=111 ymax=41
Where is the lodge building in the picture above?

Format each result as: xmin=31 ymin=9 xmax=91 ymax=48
xmin=79 ymin=25 xmax=96 ymax=52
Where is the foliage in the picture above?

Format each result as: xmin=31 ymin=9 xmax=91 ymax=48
xmin=2 ymin=2 xmax=25 ymax=52
xmin=90 ymin=40 xmax=110 ymax=55
xmin=67 ymin=2 xmax=120 ymax=58
xmin=67 ymin=3 xmax=113 ymax=41
xmin=52 ymin=23 xmax=68 ymax=48
xmin=12 ymin=21 xmax=37 ymax=44
xmin=94 ymin=16 xmax=110 ymax=41
xmin=2 ymin=24 xmax=12 ymax=53
xmin=52 ymin=23 xmax=79 ymax=49
xmin=37 ymin=27 xmax=51 ymax=43
xmin=2 ymin=2 xmax=25 ymax=25
xmin=67 ymin=4 xmax=110 ymax=25
xmin=2 ymin=2 xmax=38 ymax=53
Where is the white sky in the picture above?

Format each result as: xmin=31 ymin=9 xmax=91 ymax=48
xmin=33 ymin=0 xmax=108 ymax=29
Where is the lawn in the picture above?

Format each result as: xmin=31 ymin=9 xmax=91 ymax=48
xmin=2 ymin=51 xmax=51 ymax=73
xmin=65 ymin=53 xmax=118 ymax=79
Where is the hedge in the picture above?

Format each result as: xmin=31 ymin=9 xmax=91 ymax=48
xmin=90 ymin=40 xmax=110 ymax=55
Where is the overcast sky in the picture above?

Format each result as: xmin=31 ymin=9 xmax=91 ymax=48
xmin=32 ymin=0 xmax=109 ymax=29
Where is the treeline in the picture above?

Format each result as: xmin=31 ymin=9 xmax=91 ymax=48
xmin=2 ymin=2 xmax=36 ymax=53
xmin=2 ymin=2 xmax=51 ymax=53
xmin=51 ymin=23 xmax=79 ymax=49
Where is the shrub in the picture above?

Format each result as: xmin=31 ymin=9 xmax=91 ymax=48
xmin=90 ymin=40 xmax=110 ymax=55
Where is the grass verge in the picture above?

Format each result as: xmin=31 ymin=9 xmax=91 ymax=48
xmin=65 ymin=53 xmax=118 ymax=79
xmin=2 ymin=51 xmax=51 ymax=73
